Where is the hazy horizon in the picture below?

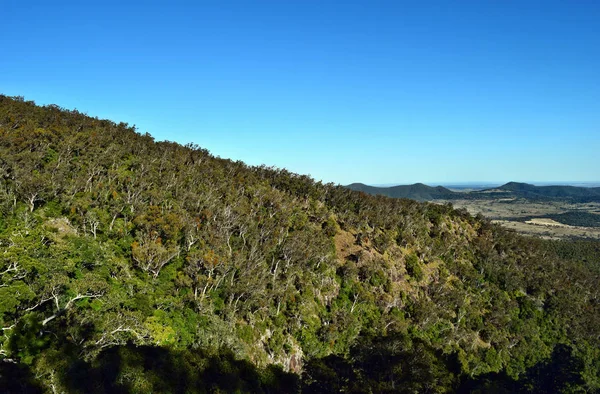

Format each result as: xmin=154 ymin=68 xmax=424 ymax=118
xmin=360 ymin=181 xmax=600 ymax=188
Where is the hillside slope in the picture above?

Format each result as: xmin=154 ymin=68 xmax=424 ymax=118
xmin=0 ymin=95 xmax=599 ymax=392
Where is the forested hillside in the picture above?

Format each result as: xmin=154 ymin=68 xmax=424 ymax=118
xmin=0 ymin=95 xmax=599 ymax=393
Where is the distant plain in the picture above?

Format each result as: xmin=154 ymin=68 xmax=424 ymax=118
xmin=440 ymin=198 xmax=600 ymax=240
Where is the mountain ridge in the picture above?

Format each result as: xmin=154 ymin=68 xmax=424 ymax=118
xmin=497 ymin=181 xmax=600 ymax=198
xmin=346 ymin=182 xmax=455 ymax=201
xmin=347 ymin=181 xmax=600 ymax=202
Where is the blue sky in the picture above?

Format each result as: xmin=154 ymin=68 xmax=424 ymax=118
xmin=2 ymin=0 xmax=599 ymax=185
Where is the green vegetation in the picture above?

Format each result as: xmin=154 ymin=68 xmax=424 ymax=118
xmin=1 ymin=95 xmax=599 ymax=392
xmin=498 ymin=182 xmax=600 ymax=201
xmin=509 ymin=211 xmax=600 ymax=228
xmin=546 ymin=212 xmax=600 ymax=227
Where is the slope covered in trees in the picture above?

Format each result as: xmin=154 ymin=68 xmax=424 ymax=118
xmin=0 ymin=95 xmax=599 ymax=393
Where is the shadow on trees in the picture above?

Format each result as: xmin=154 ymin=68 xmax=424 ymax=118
xmin=302 ymin=334 xmax=459 ymax=393
xmin=0 ymin=362 xmax=43 ymax=394
xmin=60 ymin=345 xmax=299 ymax=394
xmin=0 ymin=333 xmax=589 ymax=393
xmin=457 ymin=344 xmax=586 ymax=394
xmin=302 ymin=334 xmax=588 ymax=394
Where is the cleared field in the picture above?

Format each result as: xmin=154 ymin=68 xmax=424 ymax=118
xmin=525 ymin=218 xmax=565 ymax=226
xmin=492 ymin=220 xmax=600 ymax=240
xmin=438 ymin=199 xmax=600 ymax=240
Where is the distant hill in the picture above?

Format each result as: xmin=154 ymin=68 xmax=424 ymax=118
xmin=495 ymin=182 xmax=600 ymax=200
xmin=346 ymin=182 xmax=456 ymax=201
xmin=346 ymin=181 xmax=600 ymax=202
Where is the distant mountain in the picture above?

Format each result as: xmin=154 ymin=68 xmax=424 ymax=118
xmin=346 ymin=181 xmax=600 ymax=202
xmin=346 ymin=182 xmax=456 ymax=201
xmin=496 ymin=182 xmax=600 ymax=200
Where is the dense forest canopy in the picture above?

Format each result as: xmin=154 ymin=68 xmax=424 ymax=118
xmin=0 ymin=95 xmax=599 ymax=393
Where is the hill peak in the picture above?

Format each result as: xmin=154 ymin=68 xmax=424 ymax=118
xmin=499 ymin=182 xmax=535 ymax=190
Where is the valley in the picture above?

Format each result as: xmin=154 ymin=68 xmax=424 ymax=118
xmin=440 ymin=198 xmax=600 ymax=240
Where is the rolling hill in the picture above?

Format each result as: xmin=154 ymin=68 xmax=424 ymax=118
xmin=497 ymin=181 xmax=600 ymax=200
xmin=346 ymin=182 xmax=456 ymax=201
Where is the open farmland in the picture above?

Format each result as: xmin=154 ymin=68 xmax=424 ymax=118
xmin=441 ymin=198 xmax=600 ymax=239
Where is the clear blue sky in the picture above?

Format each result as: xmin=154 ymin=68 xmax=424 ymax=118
xmin=2 ymin=0 xmax=599 ymax=185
